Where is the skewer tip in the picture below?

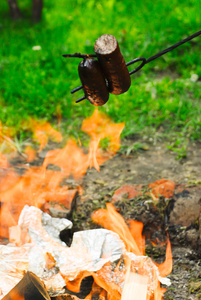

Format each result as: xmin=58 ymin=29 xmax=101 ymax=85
xmin=75 ymin=96 xmax=86 ymax=103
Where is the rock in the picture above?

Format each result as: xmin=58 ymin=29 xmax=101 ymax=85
xmin=169 ymin=186 xmax=201 ymax=227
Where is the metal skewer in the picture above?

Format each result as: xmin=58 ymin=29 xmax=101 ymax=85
xmin=71 ymin=85 xmax=83 ymax=94
xmin=69 ymin=58 xmax=147 ymax=102
xmin=63 ymin=30 xmax=201 ymax=104
xmin=75 ymin=96 xmax=86 ymax=103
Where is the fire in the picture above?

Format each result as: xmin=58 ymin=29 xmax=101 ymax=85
xmin=0 ymin=110 xmax=172 ymax=300
xmin=0 ymin=109 xmax=124 ymax=238
xmin=24 ymin=118 xmax=63 ymax=152
xmin=92 ymin=203 xmax=142 ymax=256
xmin=91 ymin=203 xmax=172 ymax=300
xmin=58 ymin=204 xmax=172 ymax=300
xmin=82 ymin=109 xmax=124 ymax=170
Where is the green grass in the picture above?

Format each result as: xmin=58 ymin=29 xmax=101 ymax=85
xmin=0 ymin=0 xmax=201 ymax=152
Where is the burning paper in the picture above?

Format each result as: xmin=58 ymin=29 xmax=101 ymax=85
xmin=0 ymin=206 xmax=125 ymax=298
xmin=91 ymin=203 xmax=172 ymax=299
xmin=1 ymin=204 xmax=171 ymax=300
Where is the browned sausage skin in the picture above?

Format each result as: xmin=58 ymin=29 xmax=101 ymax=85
xmin=94 ymin=34 xmax=131 ymax=95
xmin=78 ymin=58 xmax=109 ymax=106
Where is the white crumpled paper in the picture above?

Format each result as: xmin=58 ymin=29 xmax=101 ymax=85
xmin=0 ymin=205 xmax=170 ymax=299
xmin=0 ymin=205 xmax=125 ymax=298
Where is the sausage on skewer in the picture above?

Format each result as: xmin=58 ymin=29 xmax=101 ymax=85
xmin=94 ymin=34 xmax=131 ymax=95
xmin=78 ymin=58 xmax=109 ymax=106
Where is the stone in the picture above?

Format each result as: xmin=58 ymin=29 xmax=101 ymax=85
xmin=169 ymin=186 xmax=201 ymax=227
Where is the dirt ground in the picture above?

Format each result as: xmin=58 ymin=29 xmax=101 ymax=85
xmin=73 ymin=139 xmax=201 ymax=300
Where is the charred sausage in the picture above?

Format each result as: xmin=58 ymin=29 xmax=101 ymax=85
xmin=78 ymin=58 xmax=109 ymax=106
xmin=94 ymin=34 xmax=131 ymax=95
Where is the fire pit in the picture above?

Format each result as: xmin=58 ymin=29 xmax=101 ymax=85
xmin=0 ymin=110 xmax=201 ymax=299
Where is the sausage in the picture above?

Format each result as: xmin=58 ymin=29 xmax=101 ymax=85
xmin=78 ymin=58 xmax=109 ymax=106
xmin=94 ymin=34 xmax=131 ymax=95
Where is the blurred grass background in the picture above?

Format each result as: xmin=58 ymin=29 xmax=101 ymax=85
xmin=0 ymin=0 xmax=200 ymax=156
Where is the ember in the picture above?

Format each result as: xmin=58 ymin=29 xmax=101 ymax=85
xmin=0 ymin=109 xmax=172 ymax=300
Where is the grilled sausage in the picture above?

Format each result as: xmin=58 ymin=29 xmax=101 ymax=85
xmin=94 ymin=34 xmax=131 ymax=95
xmin=78 ymin=58 xmax=109 ymax=106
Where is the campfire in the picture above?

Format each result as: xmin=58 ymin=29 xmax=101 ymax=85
xmin=0 ymin=109 xmax=172 ymax=300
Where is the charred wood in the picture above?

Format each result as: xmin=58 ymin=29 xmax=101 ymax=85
xmin=2 ymin=271 xmax=50 ymax=300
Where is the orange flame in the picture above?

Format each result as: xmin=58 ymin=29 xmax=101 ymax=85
xmin=82 ymin=109 xmax=124 ymax=170
xmin=91 ymin=203 xmax=172 ymax=300
xmin=92 ymin=203 xmax=142 ymax=255
xmin=0 ymin=110 xmax=124 ymax=238
xmin=24 ymin=145 xmax=36 ymax=162
xmin=64 ymin=263 xmax=123 ymax=300
xmin=61 ymin=204 xmax=172 ymax=300
xmin=60 ymin=204 xmax=172 ymax=300
xmin=27 ymin=118 xmax=63 ymax=152
xmin=156 ymin=238 xmax=172 ymax=278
